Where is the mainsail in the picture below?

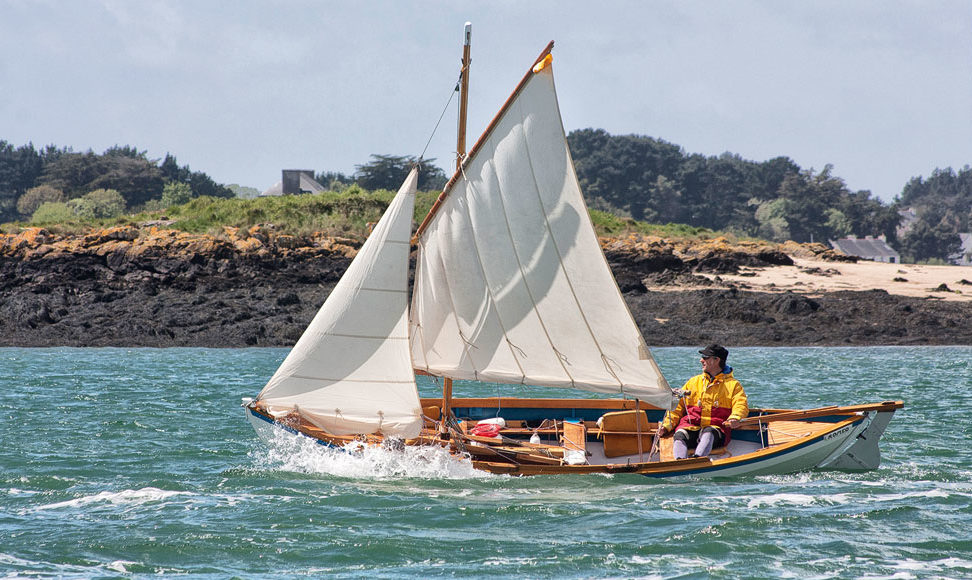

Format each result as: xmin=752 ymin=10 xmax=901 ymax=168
xmin=256 ymin=168 xmax=423 ymax=438
xmin=409 ymin=53 xmax=674 ymax=409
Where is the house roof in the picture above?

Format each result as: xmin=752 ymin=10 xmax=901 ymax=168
xmin=831 ymin=237 xmax=900 ymax=260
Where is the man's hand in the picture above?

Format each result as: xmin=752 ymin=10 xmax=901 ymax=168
xmin=657 ymin=426 xmax=669 ymax=437
xmin=725 ymin=418 xmax=740 ymax=429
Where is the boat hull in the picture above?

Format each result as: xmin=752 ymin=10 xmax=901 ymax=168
xmin=244 ymin=398 xmax=902 ymax=479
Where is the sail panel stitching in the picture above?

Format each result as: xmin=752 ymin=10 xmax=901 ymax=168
xmin=357 ymin=286 xmax=409 ymax=294
xmin=289 ymin=374 xmax=415 ymax=385
xmin=498 ymin=74 xmax=582 ymax=388
xmin=422 ymin=230 xmax=480 ymax=379
xmin=523 ymin=70 xmax=622 ymax=391
xmin=408 ymin=239 xmax=430 ymax=372
xmin=456 ymin=150 xmax=529 ymax=384
xmin=321 ymin=332 xmax=409 ymax=340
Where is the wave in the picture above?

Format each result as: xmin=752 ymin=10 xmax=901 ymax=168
xmin=28 ymin=487 xmax=192 ymax=513
xmin=249 ymin=427 xmax=491 ymax=480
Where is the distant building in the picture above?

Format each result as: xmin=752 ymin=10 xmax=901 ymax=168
xmin=952 ymin=233 xmax=972 ymax=266
xmin=830 ymin=235 xmax=901 ymax=264
xmin=261 ymin=170 xmax=326 ymax=197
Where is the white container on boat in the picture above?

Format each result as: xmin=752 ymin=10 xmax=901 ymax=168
xmin=564 ymin=450 xmax=587 ymax=465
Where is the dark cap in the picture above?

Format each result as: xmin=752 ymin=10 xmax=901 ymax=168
xmin=699 ymin=344 xmax=729 ymax=361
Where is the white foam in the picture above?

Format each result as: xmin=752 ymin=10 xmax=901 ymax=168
xmin=30 ymin=487 xmax=192 ymax=512
xmin=107 ymin=560 xmax=138 ymax=573
xmin=747 ymin=493 xmax=823 ymax=508
xmin=251 ymin=427 xmax=491 ymax=480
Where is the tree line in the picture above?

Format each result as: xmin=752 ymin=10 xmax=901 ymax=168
xmin=565 ymin=129 xmax=970 ymax=263
xmin=0 ymin=141 xmax=233 ymax=224
xmin=3 ymin=134 xmax=969 ymax=263
xmin=341 ymin=132 xmax=971 ymax=262
xmin=896 ymin=167 xmax=972 ymax=262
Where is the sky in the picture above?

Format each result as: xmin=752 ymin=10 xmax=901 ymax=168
xmin=2 ymin=1 xmax=970 ymax=202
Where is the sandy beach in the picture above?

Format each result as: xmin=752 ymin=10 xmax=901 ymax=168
xmin=693 ymin=259 xmax=972 ymax=303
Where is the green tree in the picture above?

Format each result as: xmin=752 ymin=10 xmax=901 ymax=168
xmin=188 ymin=171 xmax=234 ymax=199
xmin=824 ymin=208 xmax=853 ymax=239
xmin=899 ymin=220 xmax=962 ymax=262
xmin=315 ymin=170 xmax=352 ymax=190
xmin=160 ymin=153 xmax=190 ymax=183
xmin=161 ymin=181 xmax=193 ymax=207
xmin=644 ymin=175 xmax=682 ymax=223
xmin=16 ymin=184 xmax=65 ymax=218
xmin=89 ymin=154 xmax=164 ymax=208
xmin=156 ymin=153 xmax=232 ymax=200
xmin=354 ymin=155 xmax=446 ymax=191
xmin=0 ymin=141 xmax=43 ymax=221
xmin=774 ymin=166 xmax=866 ymax=243
xmin=68 ymin=188 xmax=126 ymax=219
xmin=896 ymin=166 xmax=972 ymax=257
xmin=754 ymin=198 xmax=791 ymax=241
xmin=38 ymin=150 xmax=107 ymax=197
xmin=569 ymin=129 xmax=686 ymax=221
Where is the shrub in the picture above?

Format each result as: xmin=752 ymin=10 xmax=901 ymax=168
xmin=68 ymin=188 xmax=126 ymax=219
xmin=17 ymin=185 xmax=65 ymax=217
xmin=31 ymin=202 xmax=76 ymax=224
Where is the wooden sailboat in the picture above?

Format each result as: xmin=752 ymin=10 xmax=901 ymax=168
xmin=244 ymin=32 xmax=903 ymax=479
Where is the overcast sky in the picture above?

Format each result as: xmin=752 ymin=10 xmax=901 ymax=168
xmin=3 ymin=1 xmax=969 ymax=201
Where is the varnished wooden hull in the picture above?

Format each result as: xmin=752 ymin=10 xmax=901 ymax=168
xmin=244 ymin=398 xmax=902 ymax=479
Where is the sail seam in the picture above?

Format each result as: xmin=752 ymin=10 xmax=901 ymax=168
xmin=357 ymin=287 xmax=408 ymax=294
xmin=530 ymin=69 xmax=624 ymax=391
xmin=320 ymin=333 xmax=408 ymax=340
xmin=419 ymin=233 xmax=481 ymax=379
xmin=500 ymin=76 xmax=578 ymax=388
xmin=456 ymin=153 xmax=529 ymax=384
xmin=408 ymin=239 xmax=430 ymax=371
xmin=289 ymin=374 xmax=415 ymax=385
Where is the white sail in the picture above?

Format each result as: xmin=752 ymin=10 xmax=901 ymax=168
xmin=410 ymin=57 xmax=673 ymax=409
xmin=257 ymin=168 xmax=423 ymax=438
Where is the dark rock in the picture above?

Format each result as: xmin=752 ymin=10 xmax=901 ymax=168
xmin=2 ymin=232 xmax=971 ymax=348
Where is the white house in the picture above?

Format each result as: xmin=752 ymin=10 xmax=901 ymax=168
xmin=830 ymin=235 xmax=901 ymax=263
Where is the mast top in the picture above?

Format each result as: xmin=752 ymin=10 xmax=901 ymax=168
xmin=464 ymin=22 xmax=471 ymax=45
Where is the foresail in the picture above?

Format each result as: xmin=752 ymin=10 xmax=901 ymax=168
xmin=257 ymin=168 xmax=423 ymax=438
xmin=410 ymin=55 xmax=673 ymax=409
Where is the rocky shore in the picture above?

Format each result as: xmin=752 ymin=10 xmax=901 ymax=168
xmin=1 ymin=226 xmax=970 ymax=348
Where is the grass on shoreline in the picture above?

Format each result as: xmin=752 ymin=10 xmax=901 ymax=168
xmin=3 ymin=185 xmax=728 ymax=243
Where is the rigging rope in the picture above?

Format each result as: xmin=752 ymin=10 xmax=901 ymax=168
xmin=419 ymin=73 xmax=462 ymax=162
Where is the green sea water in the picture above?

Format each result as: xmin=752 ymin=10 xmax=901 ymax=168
xmin=1 ymin=346 xmax=970 ymax=579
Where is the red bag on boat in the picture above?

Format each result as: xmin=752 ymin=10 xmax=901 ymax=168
xmin=470 ymin=423 xmax=502 ymax=438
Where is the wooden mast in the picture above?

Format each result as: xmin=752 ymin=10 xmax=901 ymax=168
xmin=440 ymin=22 xmax=472 ymax=438
xmin=415 ymin=40 xmax=554 ymax=239
xmin=456 ymin=22 xmax=472 ymax=172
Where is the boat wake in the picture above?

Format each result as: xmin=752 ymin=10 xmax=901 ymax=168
xmin=250 ymin=428 xmax=491 ymax=480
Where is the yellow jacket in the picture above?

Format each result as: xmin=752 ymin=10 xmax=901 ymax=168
xmin=662 ymin=367 xmax=748 ymax=440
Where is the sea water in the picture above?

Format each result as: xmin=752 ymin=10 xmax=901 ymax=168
xmin=1 ymin=346 xmax=970 ymax=579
